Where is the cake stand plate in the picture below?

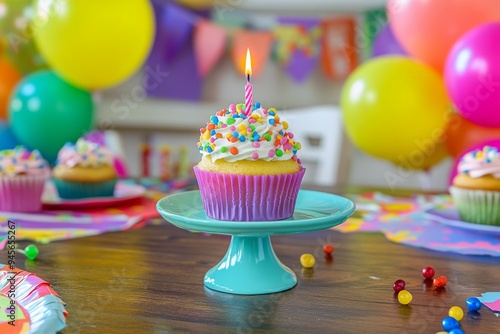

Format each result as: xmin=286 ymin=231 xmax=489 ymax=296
xmin=157 ymin=190 xmax=355 ymax=295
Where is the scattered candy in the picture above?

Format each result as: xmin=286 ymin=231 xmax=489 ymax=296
xmin=448 ymin=329 xmax=465 ymax=334
xmin=397 ymin=290 xmax=412 ymax=305
xmin=433 ymin=275 xmax=447 ymax=288
xmin=16 ymin=244 xmax=39 ymax=260
xmin=300 ymin=254 xmax=315 ymax=269
xmin=393 ymin=279 xmax=406 ymax=293
xmin=441 ymin=317 xmax=460 ymax=331
xmin=323 ymin=244 xmax=334 ymax=255
xmin=422 ymin=266 xmax=435 ymax=279
xmin=466 ymin=297 xmax=482 ymax=311
xmin=448 ymin=306 xmax=464 ymax=321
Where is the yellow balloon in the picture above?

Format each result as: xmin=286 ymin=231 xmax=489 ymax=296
xmin=340 ymin=56 xmax=451 ymax=170
xmin=32 ymin=0 xmax=155 ymax=90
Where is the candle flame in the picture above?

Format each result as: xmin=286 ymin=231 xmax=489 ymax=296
xmin=245 ymin=48 xmax=252 ymax=77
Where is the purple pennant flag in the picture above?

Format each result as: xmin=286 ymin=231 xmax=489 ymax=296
xmin=278 ymin=17 xmax=321 ymax=83
xmin=146 ymin=1 xmax=202 ymax=101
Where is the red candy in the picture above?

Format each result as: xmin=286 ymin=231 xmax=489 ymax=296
xmin=323 ymin=244 xmax=334 ymax=255
xmin=422 ymin=266 xmax=435 ymax=279
xmin=433 ymin=275 xmax=447 ymax=288
xmin=393 ymin=279 xmax=406 ymax=292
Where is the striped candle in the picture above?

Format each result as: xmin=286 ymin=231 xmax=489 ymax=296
xmin=244 ymin=48 xmax=253 ymax=116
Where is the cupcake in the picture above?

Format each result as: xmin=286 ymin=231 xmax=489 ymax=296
xmin=449 ymin=145 xmax=500 ymax=226
xmin=195 ymin=102 xmax=305 ymax=221
xmin=0 ymin=146 xmax=51 ymax=212
xmin=52 ymin=139 xmax=117 ymax=199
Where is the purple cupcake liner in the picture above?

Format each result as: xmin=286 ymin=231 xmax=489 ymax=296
xmin=194 ymin=166 xmax=305 ymax=221
xmin=0 ymin=174 xmax=48 ymax=213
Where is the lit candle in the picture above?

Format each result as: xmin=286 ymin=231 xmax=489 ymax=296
xmin=244 ymin=48 xmax=253 ymax=116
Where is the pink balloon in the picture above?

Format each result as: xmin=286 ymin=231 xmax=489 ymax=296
xmin=448 ymin=138 xmax=500 ymax=186
xmin=445 ymin=22 xmax=500 ymax=128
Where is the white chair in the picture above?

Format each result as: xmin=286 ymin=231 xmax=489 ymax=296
xmin=281 ymin=105 xmax=350 ymax=187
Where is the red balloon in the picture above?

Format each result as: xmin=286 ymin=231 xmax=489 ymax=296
xmin=0 ymin=58 xmax=22 ymax=120
xmin=444 ymin=113 xmax=500 ymax=157
xmin=388 ymin=0 xmax=500 ymax=72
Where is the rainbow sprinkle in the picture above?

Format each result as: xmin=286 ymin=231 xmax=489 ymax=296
xmin=198 ymin=103 xmax=301 ymax=161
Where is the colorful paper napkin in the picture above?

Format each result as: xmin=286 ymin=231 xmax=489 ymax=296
xmin=335 ymin=192 xmax=500 ymax=256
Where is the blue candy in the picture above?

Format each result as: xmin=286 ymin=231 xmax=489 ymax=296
xmin=442 ymin=316 xmax=460 ymax=331
xmin=466 ymin=297 xmax=482 ymax=311
xmin=448 ymin=329 xmax=465 ymax=334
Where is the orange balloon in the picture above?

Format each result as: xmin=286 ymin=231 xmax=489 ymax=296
xmin=444 ymin=113 xmax=500 ymax=157
xmin=388 ymin=0 xmax=500 ymax=72
xmin=0 ymin=58 xmax=22 ymax=120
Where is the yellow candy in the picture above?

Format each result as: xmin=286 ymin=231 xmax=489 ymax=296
xmin=282 ymin=121 xmax=289 ymax=130
xmin=300 ymin=253 xmax=315 ymax=269
xmin=397 ymin=290 xmax=413 ymax=305
xmin=448 ymin=306 xmax=464 ymax=321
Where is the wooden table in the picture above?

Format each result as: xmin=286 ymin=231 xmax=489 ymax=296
xmin=2 ymin=188 xmax=499 ymax=333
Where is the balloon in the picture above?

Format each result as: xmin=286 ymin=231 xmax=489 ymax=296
xmin=387 ymin=0 xmax=500 ymax=72
xmin=448 ymin=138 xmax=500 ymax=185
xmin=32 ymin=0 xmax=155 ymax=90
xmin=445 ymin=22 xmax=500 ymax=128
xmin=0 ymin=121 xmax=20 ymax=150
xmin=9 ymin=70 xmax=94 ymax=163
xmin=0 ymin=0 xmax=48 ymax=74
xmin=371 ymin=24 xmax=407 ymax=57
xmin=0 ymin=58 xmax=22 ymax=120
xmin=340 ymin=56 xmax=450 ymax=170
xmin=444 ymin=113 xmax=500 ymax=158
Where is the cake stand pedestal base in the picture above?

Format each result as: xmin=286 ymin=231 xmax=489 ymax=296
xmin=204 ymin=236 xmax=296 ymax=295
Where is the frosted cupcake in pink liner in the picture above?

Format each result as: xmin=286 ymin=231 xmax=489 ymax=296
xmin=0 ymin=147 xmax=51 ymax=212
xmin=194 ymin=102 xmax=305 ymax=221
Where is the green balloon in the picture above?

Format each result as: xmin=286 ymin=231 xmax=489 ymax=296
xmin=9 ymin=70 xmax=94 ymax=163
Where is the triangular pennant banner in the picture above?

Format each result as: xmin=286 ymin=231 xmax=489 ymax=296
xmin=146 ymin=1 xmax=202 ymax=101
xmin=231 ymin=30 xmax=273 ymax=78
xmin=194 ymin=20 xmax=227 ymax=77
xmin=321 ymin=18 xmax=357 ymax=80
xmin=161 ymin=3 xmax=196 ymax=62
xmin=273 ymin=17 xmax=322 ymax=83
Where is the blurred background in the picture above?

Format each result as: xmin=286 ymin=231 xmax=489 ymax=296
xmin=2 ymin=0 xmax=500 ymax=192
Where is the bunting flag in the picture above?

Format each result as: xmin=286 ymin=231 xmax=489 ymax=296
xmin=364 ymin=8 xmax=388 ymax=59
xmin=160 ymin=3 xmax=196 ymax=62
xmin=321 ymin=18 xmax=357 ymax=80
xmin=231 ymin=30 xmax=273 ymax=78
xmin=194 ymin=20 xmax=227 ymax=77
xmin=274 ymin=17 xmax=322 ymax=83
xmin=146 ymin=1 xmax=203 ymax=101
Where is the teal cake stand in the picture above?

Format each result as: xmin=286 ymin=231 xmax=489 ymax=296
xmin=156 ymin=190 xmax=355 ymax=295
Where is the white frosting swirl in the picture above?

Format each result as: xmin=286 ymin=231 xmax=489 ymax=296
xmin=57 ymin=139 xmax=114 ymax=168
xmin=198 ymin=103 xmax=301 ymax=163
xmin=458 ymin=146 xmax=500 ymax=178
xmin=0 ymin=146 xmax=50 ymax=177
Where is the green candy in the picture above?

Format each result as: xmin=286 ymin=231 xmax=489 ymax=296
xmin=24 ymin=244 xmax=39 ymax=260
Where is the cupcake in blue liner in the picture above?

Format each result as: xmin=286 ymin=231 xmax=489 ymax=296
xmin=52 ymin=139 xmax=117 ymax=199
